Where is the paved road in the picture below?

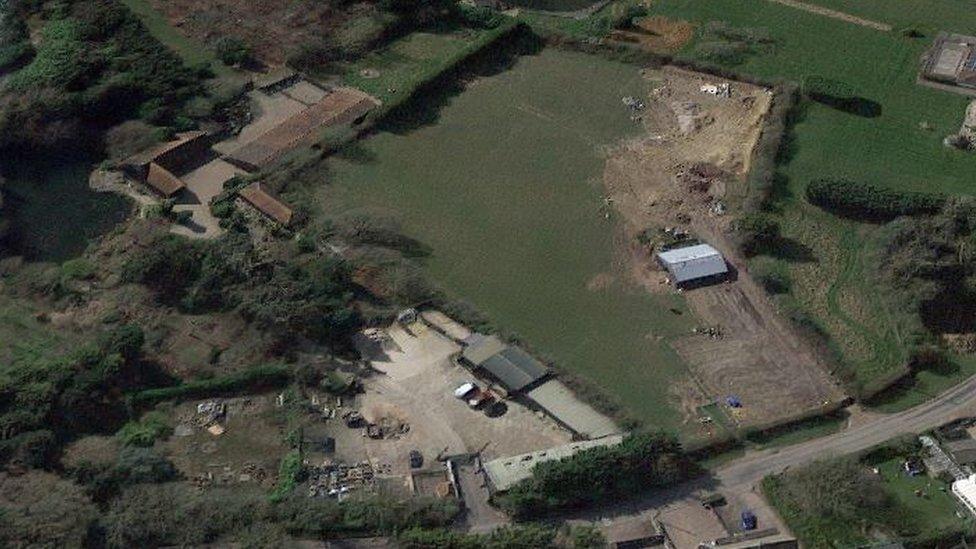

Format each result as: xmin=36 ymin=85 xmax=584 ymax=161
xmin=717 ymin=373 xmax=976 ymax=491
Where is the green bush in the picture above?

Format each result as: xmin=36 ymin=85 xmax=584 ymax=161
xmin=737 ymin=212 xmax=781 ymax=255
xmin=0 ymin=0 xmax=203 ymax=148
xmin=498 ymin=433 xmax=694 ymax=518
xmin=214 ymin=36 xmax=251 ymax=66
xmin=750 ymin=257 xmax=791 ymax=294
xmin=115 ymin=411 xmax=171 ymax=447
xmin=806 ymin=178 xmax=945 ymax=220
xmin=130 ymin=364 xmax=292 ymax=406
xmin=458 ymin=4 xmax=503 ymax=29
xmin=802 ymin=75 xmax=854 ymax=102
xmin=269 ymin=449 xmax=303 ymax=502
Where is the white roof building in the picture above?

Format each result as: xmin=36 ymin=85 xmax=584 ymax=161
xmin=483 ymin=434 xmax=625 ymax=492
xmin=656 ymin=243 xmax=728 ymax=284
xmin=953 ymin=474 xmax=976 ymax=517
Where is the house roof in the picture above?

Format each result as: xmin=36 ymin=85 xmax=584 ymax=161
xmin=145 ymin=162 xmax=185 ymax=197
xmin=225 ymin=87 xmax=379 ymax=171
xmin=238 ymin=182 xmax=293 ymax=226
xmin=123 ymin=131 xmax=208 ymax=169
xmin=462 ymin=336 xmax=548 ymax=392
xmin=656 ymin=243 xmax=728 ymax=283
xmin=947 ymin=439 xmax=976 ymax=464
xmin=527 ymin=380 xmax=619 ymax=439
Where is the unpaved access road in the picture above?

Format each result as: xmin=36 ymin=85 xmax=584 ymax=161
xmin=718 ymin=372 xmax=976 ymax=491
xmin=766 ymin=0 xmax=891 ymax=31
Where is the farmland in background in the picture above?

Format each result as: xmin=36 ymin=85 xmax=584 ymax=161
xmin=649 ymin=0 xmax=976 ymax=403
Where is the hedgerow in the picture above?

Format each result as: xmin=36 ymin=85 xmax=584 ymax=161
xmin=806 ymin=178 xmax=945 ymax=220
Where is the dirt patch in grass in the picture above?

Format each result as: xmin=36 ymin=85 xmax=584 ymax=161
xmin=603 ymin=67 xmax=846 ymax=430
xmin=610 ymin=16 xmax=695 ymax=53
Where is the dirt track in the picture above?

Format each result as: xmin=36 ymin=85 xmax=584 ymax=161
xmin=766 ymin=0 xmax=891 ymax=31
xmin=603 ymin=67 xmax=845 ymax=430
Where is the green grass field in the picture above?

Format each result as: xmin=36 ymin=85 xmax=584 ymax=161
xmin=343 ymin=23 xmax=516 ymax=107
xmin=649 ymin=0 xmax=976 ymax=400
xmin=801 ymin=0 xmax=976 ymax=34
xmin=315 ymin=49 xmax=699 ymax=432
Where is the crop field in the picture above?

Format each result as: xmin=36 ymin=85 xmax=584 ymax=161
xmin=649 ymin=0 xmax=976 ymax=402
xmin=316 ymin=49 xmax=700 ymax=432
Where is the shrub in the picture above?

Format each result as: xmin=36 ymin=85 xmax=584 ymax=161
xmin=737 ymin=212 xmax=781 ymax=255
xmin=214 ymin=36 xmax=251 ymax=66
xmin=806 ymin=178 xmax=945 ymax=220
xmin=694 ymin=41 xmax=750 ymax=65
xmin=130 ymin=364 xmax=292 ymax=406
xmin=115 ymin=410 xmax=171 ymax=447
xmin=458 ymin=5 xmax=502 ymax=29
xmin=750 ymin=257 xmax=791 ymax=294
xmin=269 ymin=449 xmax=303 ymax=502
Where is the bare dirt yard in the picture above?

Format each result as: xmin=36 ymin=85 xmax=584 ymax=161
xmin=610 ymin=16 xmax=695 ymax=53
xmin=603 ymin=67 xmax=845 ymax=431
xmin=353 ymin=321 xmax=571 ymax=473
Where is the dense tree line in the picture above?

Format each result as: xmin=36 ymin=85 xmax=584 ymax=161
xmin=806 ymin=177 xmax=946 ymax=221
xmin=122 ymin=230 xmax=362 ymax=346
xmin=0 ymin=0 xmax=204 ymax=149
xmin=497 ymin=433 xmax=694 ymax=518
xmin=876 ymin=198 xmax=976 ymax=338
xmin=0 ymin=324 xmax=150 ymax=468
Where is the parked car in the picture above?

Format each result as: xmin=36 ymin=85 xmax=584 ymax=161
xmin=409 ymin=450 xmax=423 ymax=469
xmin=454 ymin=382 xmax=477 ymax=400
xmin=467 ymin=387 xmax=495 ymax=409
xmin=454 ymin=382 xmax=494 ymax=408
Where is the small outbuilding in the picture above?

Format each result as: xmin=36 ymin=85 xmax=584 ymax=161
xmin=656 ymin=243 xmax=728 ymax=285
xmin=145 ymin=162 xmax=186 ymax=197
xmin=237 ymin=182 xmax=294 ymax=227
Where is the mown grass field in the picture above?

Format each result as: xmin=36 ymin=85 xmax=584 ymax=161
xmin=317 ymin=49 xmax=699 ymax=432
xmin=343 ymin=22 xmax=517 ymax=107
xmin=801 ymin=0 xmax=976 ymax=33
xmin=649 ymin=0 xmax=976 ymax=403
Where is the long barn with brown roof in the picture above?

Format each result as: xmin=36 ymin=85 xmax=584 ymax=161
xmin=225 ymin=87 xmax=379 ymax=172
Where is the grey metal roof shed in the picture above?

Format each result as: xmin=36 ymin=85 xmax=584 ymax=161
xmin=461 ymin=336 xmax=548 ymax=393
xmin=656 ymin=243 xmax=728 ymax=284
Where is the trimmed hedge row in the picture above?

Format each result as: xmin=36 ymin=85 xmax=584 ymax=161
xmin=129 ymin=364 xmax=291 ymax=407
xmin=806 ymin=178 xmax=945 ymax=220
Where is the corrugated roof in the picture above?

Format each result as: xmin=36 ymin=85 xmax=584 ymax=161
xmin=481 ymin=348 xmax=548 ymax=392
xmin=145 ymin=162 xmax=185 ymax=197
xmin=484 ymin=435 xmax=625 ymax=492
xmin=225 ymin=87 xmax=379 ymax=171
xmin=527 ymin=380 xmax=619 ymax=439
xmin=461 ymin=336 xmax=547 ymax=392
xmin=238 ymin=182 xmax=293 ymax=226
xmin=461 ymin=335 xmax=508 ymax=365
xmin=656 ymin=243 xmax=728 ymax=283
